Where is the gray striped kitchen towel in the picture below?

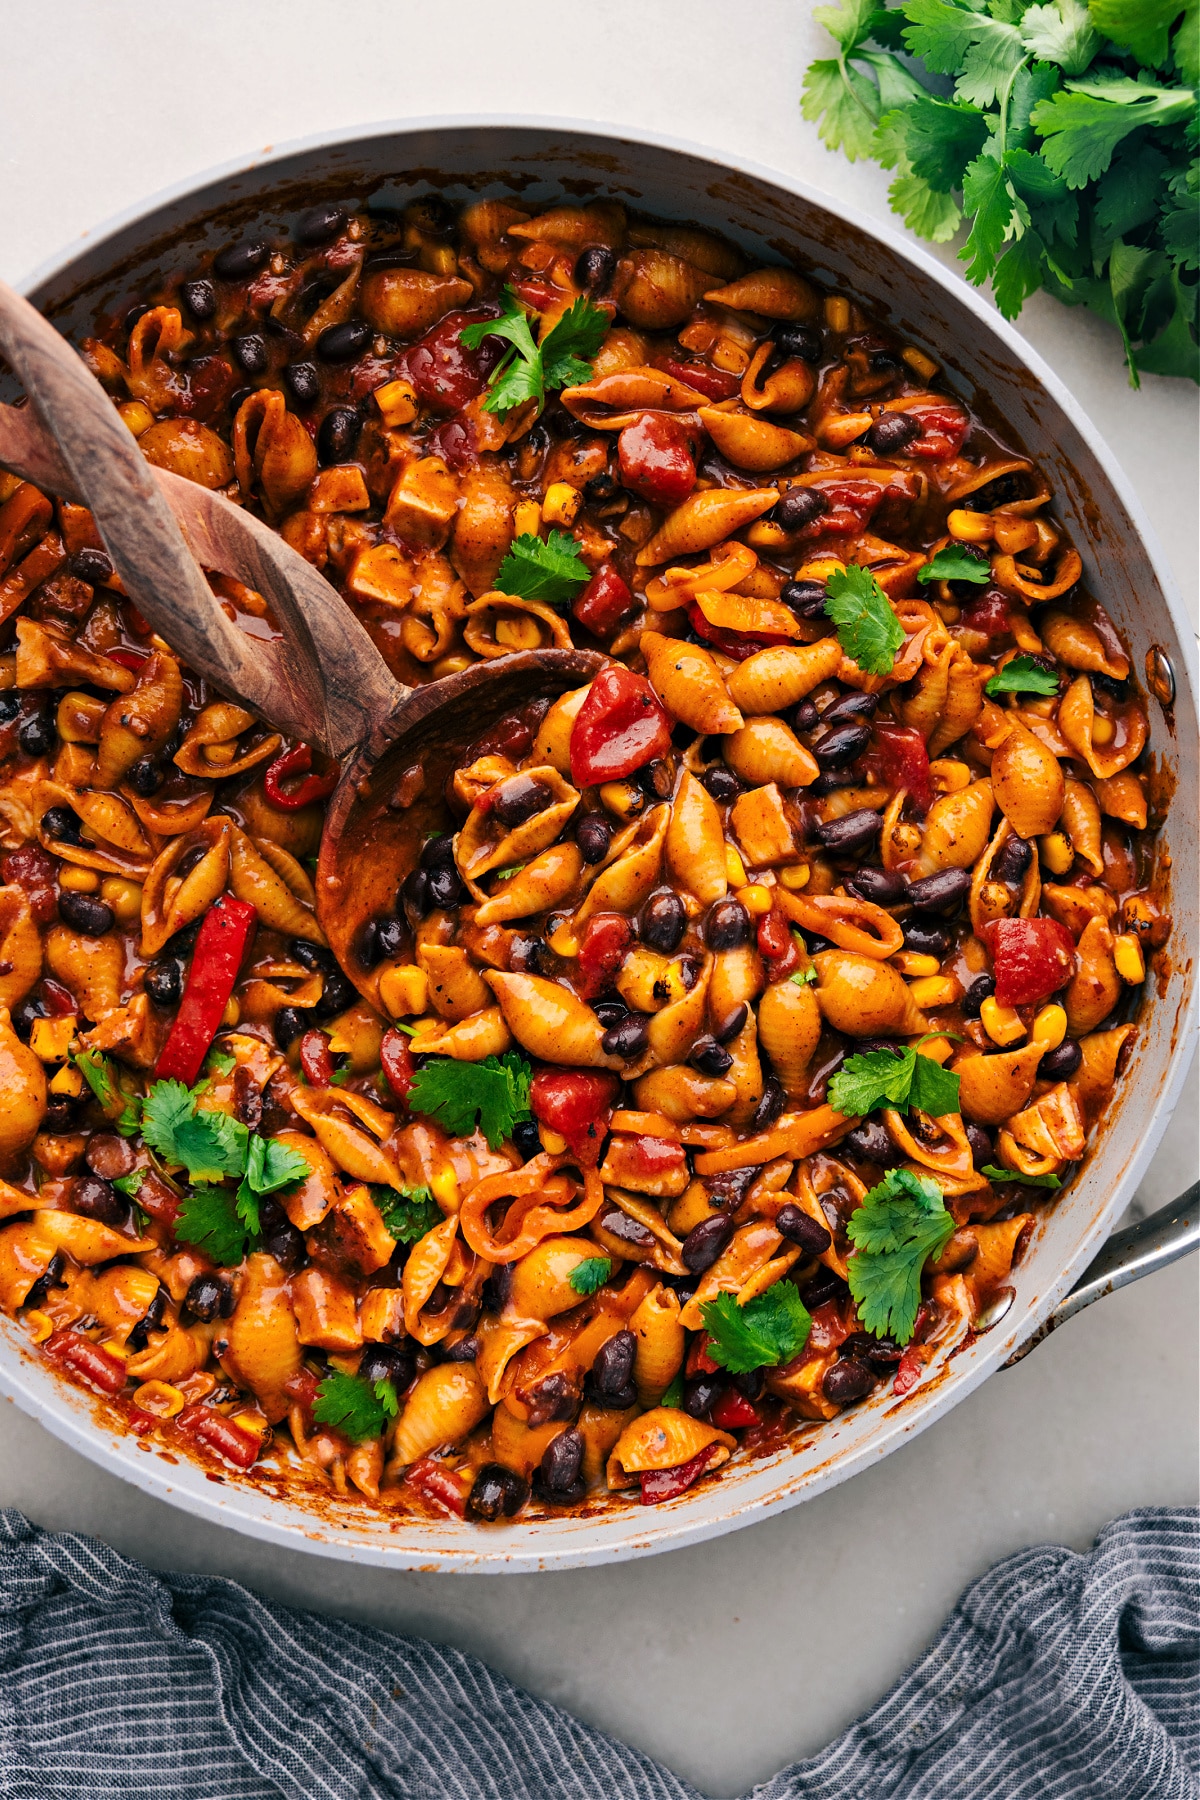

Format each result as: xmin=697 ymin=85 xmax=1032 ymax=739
xmin=0 ymin=1506 xmax=1194 ymax=1800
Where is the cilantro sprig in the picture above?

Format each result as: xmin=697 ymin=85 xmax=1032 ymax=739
xmin=461 ymin=288 xmax=610 ymax=417
xmin=700 ymin=1282 xmax=813 ymax=1374
xmin=829 ymin=1036 xmax=961 ymax=1119
xmin=802 ymin=0 xmax=1198 ymax=385
xmin=823 ymin=563 xmax=906 ymax=675
xmin=846 ymin=1167 xmax=955 ymax=1341
xmin=917 ymin=543 xmax=992 ymax=586
xmin=371 ymin=1184 xmax=442 ymax=1245
xmin=982 ymin=1162 xmax=1064 ymax=1189
xmin=75 ymin=1049 xmax=142 ymax=1137
xmin=312 ymin=1369 xmax=400 ymax=1442
xmin=569 ymin=1256 xmax=612 ymax=1296
xmin=407 ymin=1052 xmax=533 ymax=1151
xmin=494 ymin=531 xmax=591 ymax=608
xmin=984 ymin=654 xmax=1061 ymax=698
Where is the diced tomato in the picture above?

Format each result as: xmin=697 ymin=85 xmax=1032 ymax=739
xmin=531 ymin=1068 xmax=619 ymax=1164
xmin=177 ymin=1403 xmax=264 ymax=1470
xmin=106 ymin=647 xmax=149 ymax=672
xmin=801 ymin=479 xmax=883 ymax=541
xmin=657 ymin=357 xmax=740 ymax=401
xmin=509 ymin=278 xmax=561 ymax=312
xmin=618 ymin=414 xmax=696 ymax=508
xmin=615 ymin=1134 xmax=689 ymax=1181
xmin=574 ymin=912 xmax=634 ymax=999
xmin=424 ymin=414 xmax=479 ymax=472
xmin=710 ymin=1389 xmax=763 ymax=1431
xmin=405 ymin=1455 xmax=470 ymax=1516
xmin=687 ymin=604 xmax=793 ymax=662
xmin=640 ymin=1442 xmax=721 ymax=1503
xmin=40 ymin=977 xmax=78 ymax=1016
xmin=982 ymin=916 xmax=1076 ymax=1008
xmin=893 ymin=1346 xmax=925 ymax=1395
xmin=757 ymin=908 xmax=792 ymax=961
xmin=870 ymin=721 xmax=933 ymax=813
xmin=282 ymin=1367 xmax=322 ymax=1433
xmin=1 ymin=844 xmax=59 ymax=924
xmin=299 ymin=1028 xmax=335 ymax=1088
xmin=175 ymin=352 xmax=236 ymax=423
xmin=905 ymin=401 xmax=969 ymax=461
xmin=44 ymin=1330 xmax=127 ymax=1396
xmin=132 ymin=1168 xmax=180 ymax=1227
xmin=687 ymin=1337 xmax=721 ymax=1377
xmin=573 ymin=561 xmax=635 ymax=639
xmin=569 ymin=664 xmax=672 ymax=786
xmin=127 ymin=1407 xmax=157 ymax=1436
xmin=806 ymin=1300 xmax=854 ymax=1357
xmin=959 ymin=587 xmax=1011 ymax=640
xmin=380 ymin=1026 xmax=415 ymax=1100
xmin=394 ymin=309 xmax=505 ymax=416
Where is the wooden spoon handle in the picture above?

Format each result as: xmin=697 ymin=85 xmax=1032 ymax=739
xmin=0 ymin=281 xmax=405 ymax=755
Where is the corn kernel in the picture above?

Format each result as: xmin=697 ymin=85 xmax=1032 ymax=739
xmin=746 ymin=521 xmax=790 ymax=548
xmin=230 ymin=1411 xmax=269 ymax=1443
xmin=541 ymin=483 xmax=581 ymax=528
xmin=378 ymin=964 xmax=428 ymax=1019
xmin=545 ymin=918 xmax=580 ymax=958
xmin=778 ymin=863 xmax=811 ymax=891
xmin=907 ymin=975 xmax=962 ymax=1009
xmin=947 ymin=509 xmax=993 ymax=543
xmin=513 ymin=500 xmax=542 ymax=537
xmin=49 ymin=1064 xmax=84 ymax=1097
xmin=825 ymin=295 xmax=851 ymax=333
xmin=1039 ymin=831 xmax=1075 ymax=875
xmin=901 ymin=345 xmax=939 ymax=381
xmin=23 ymin=1310 xmax=53 ymax=1345
xmin=599 ymin=780 xmax=644 ymax=821
xmin=30 ymin=1016 xmax=76 ymax=1062
xmin=373 ymin=377 xmax=418 ymax=428
xmin=0 ymin=470 xmax=20 ymax=505
xmin=737 ymin=884 xmax=773 ymax=916
xmin=981 ymin=996 xmax=1026 ymax=1045
xmin=432 ymin=652 xmax=473 ymax=678
xmin=430 ymin=1161 xmax=460 ymax=1212
xmin=1090 ymin=714 xmax=1115 ymax=746
xmin=724 ymin=845 xmax=748 ymax=887
xmin=221 ymin=998 xmax=240 ymax=1027
xmin=102 ymin=1338 xmax=132 ymax=1363
xmin=58 ymin=864 xmax=100 ymax=893
xmin=100 ymin=876 xmax=143 ymax=926
xmin=118 ymin=400 xmax=154 ymax=437
xmin=539 ymin=1128 xmax=568 ymax=1154
xmin=1113 ymin=934 xmax=1146 ymax=983
xmin=494 ymin=615 xmax=543 ymax=651
xmin=132 ymin=1379 xmax=186 ymax=1419
xmin=1031 ymin=1003 xmax=1067 ymax=1050
xmin=894 ymin=951 xmax=940 ymax=978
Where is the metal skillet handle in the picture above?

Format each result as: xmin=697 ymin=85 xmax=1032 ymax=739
xmin=0 ymin=280 xmax=403 ymax=756
xmin=1006 ymin=1183 xmax=1198 ymax=1364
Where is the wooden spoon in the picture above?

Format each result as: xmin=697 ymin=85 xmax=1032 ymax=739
xmin=0 ymin=280 xmax=601 ymax=1000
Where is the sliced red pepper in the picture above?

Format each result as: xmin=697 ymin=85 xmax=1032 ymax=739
xmin=569 ymin=664 xmax=672 ymax=787
xmin=127 ymin=1407 xmax=157 ymax=1436
xmin=44 ymin=1329 xmax=127 ymax=1396
xmin=404 ymin=1455 xmax=469 ymax=1516
xmin=530 ymin=1068 xmax=619 ymax=1165
xmin=572 ymin=561 xmax=635 ymax=639
xmin=131 ymin=1167 xmax=180 ymax=1228
xmin=687 ymin=1336 xmax=721 ymax=1377
xmin=981 ymin=916 xmax=1076 ymax=1009
xmin=617 ymin=414 xmax=696 ymax=508
xmin=177 ymin=1402 xmax=263 ymax=1470
xmin=657 ymin=357 xmax=741 ymax=401
xmin=282 ymin=1367 xmax=322 ymax=1433
xmin=575 ymin=911 xmax=634 ymax=999
xmin=709 ymin=1388 xmax=763 ymax=1431
xmin=686 ymin=603 xmax=794 ymax=662
xmin=154 ymin=894 xmax=257 ymax=1086
xmin=640 ymin=1441 xmax=722 ymax=1503
xmin=299 ymin=1029 xmax=335 ymax=1087
xmin=106 ymin=647 xmax=149 ymax=672
xmin=380 ymin=1027 xmax=415 ymax=1100
xmin=892 ymin=1346 xmax=925 ymax=1395
xmin=870 ymin=721 xmax=933 ymax=813
xmin=757 ymin=907 xmax=793 ymax=961
xmin=39 ymin=976 xmax=79 ymax=1016
xmin=263 ymin=744 xmax=339 ymax=810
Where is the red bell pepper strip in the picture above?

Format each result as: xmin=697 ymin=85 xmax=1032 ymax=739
xmin=892 ymin=1346 xmax=925 ymax=1396
xmin=154 ymin=894 xmax=257 ymax=1085
xmin=657 ymin=357 xmax=740 ymax=401
xmin=299 ymin=1029 xmax=334 ymax=1088
xmin=640 ymin=1441 xmax=722 ymax=1503
xmin=709 ymin=1388 xmax=763 ymax=1431
xmin=263 ymin=744 xmax=339 ymax=810
xmin=686 ymin=603 xmax=794 ymax=662
xmin=404 ymin=1456 xmax=470 ymax=1516
xmin=44 ymin=1329 xmax=128 ymax=1396
xmin=177 ymin=1403 xmax=264 ymax=1470
xmin=569 ymin=664 xmax=672 ymax=787
xmin=981 ymin=916 xmax=1076 ymax=1008
xmin=380 ymin=1027 xmax=415 ymax=1100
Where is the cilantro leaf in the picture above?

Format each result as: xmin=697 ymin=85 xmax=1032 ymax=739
xmin=569 ymin=1256 xmax=612 ymax=1296
xmin=918 ymin=543 xmax=992 ymax=585
xmin=461 ymin=287 xmax=608 ymax=417
xmin=234 ymin=1134 xmax=310 ymax=1238
xmin=985 ymin=654 xmax=1061 ymax=696
xmin=1019 ymin=0 xmax=1101 ymax=76
xmin=961 ymin=153 xmax=1016 ymax=285
xmin=312 ymin=1370 xmax=398 ymax=1442
xmin=828 ymin=1040 xmax=961 ymax=1119
xmin=907 ymin=1049 xmax=963 ymax=1116
xmin=174 ymin=1184 xmax=251 ymax=1266
xmin=993 ymin=230 xmax=1051 ymax=319
xmin=790 ymin=966 xmax=818 ymax=986
xmin=823 ymin=563 xmax=906 ymax=675
xmin=901 ymin=95 xmax=991 ymax=191
xmin=802 ymin=56 xmax=884 ymax=160
xmin=75 ymin=1050 xmax=142 ymax=1136
xmin=660 ymin=1371 xmax=685 ymax=1409
xmin=140 ymin=1081 xmax=249 ymax=1183
xmin=540 ymin=296 xmax=612 ymax=391
xmin=407 ymin=1052 xmax=533 ymax=1150
xmin=903 ymin=1 xmax=1026 ymax=109
xmin=1087 ymin=0 xmax=1183 ymax=70
xmin=494 ymin=531 xmax=591 ymax=608
xmin=701 ymin=1282 xmax=813 ymax=1374
xmin=846 ymin=1167 xmax=954 ymax=1341
xmin=113 ymin=1170 xmax=146 ymax=1200
xmin=372 ymin=1184 xmax=442 ymax=1245
xmin=1032 ymin=81 xmax=1195 ymax=190
xmin=982 ymin=1163 xmax=1063 ymax=1188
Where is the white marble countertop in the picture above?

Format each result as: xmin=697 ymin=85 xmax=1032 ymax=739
xmin=1 ymin=5 xmax=1196 ymax=1793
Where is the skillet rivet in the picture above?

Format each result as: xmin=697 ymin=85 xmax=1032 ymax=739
xmin=1145 ymin=646 xmax=1175 ymax=707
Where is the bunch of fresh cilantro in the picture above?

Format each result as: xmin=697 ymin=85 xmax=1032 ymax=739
xmin=802 ymin=0 xmax=1198 ymax=384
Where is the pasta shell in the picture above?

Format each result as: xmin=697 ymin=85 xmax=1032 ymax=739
xmin=230 ymin=829 xmax=325 ymax=944
xmin=0 ymin=1011 xmax=46 ymax=1172
xmin=725 ymin=639 xmax=842 ymax=715
xmin=704 ymin=269 xmax=819 ymax=320
xmin=224 ymin=1252 xmax=302 ymax=1424
xmin=96 ymin=651 xmax=183 ymax=790
xmin=451 ymin=460 xmax=516 ymax=598
xmin=991 ymin=725 xmax=1064 ymax=840
xmin=665 ymin=772 xmax=728 ymax=906
xmin=814 ymin=950 xmax=927 ymax=1038
xmin=697 ymin=407 xmax=812 ymax=472
xmin=757 ymin=978 xmax=821 ymax=1098
xmin=606 ymin=1407 xmax=734 ymax=1487
xmin=613 ymin=251 xmax=711 ymax=330
xmin=360 ymin=268 xmax=474 ymax=338
xmin=0 ymin=887 xmax=42 ymax=1012
xmin=641 ymin=632 xmax=742 ymax=735
xmin=636 ymin=489 xmax=779 ymax=566
xmin=724 ymin=717 xmax=818 ymax=788
xmin=486 ymin=971 xmax=622 ymax=1069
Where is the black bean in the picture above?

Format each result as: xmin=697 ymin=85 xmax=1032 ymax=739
xmin=482 ymin=1263 xmax=514 ymax=1315
xmin=705 ymin=897 xmax=752 ymax=951
xmin=317 ymin=320 xmax=371 ymax=363
xmin=713 ymin=1002 xmax=748 ymax=1044
xmin=144 ymin=960 xmax=183 ymax=1008
xmin=214 ymin=240 xmax=270 ymax=280
xmin=1039 ymin=1039 xmax=1082 ymax=1080
xmin=284 ymin=360 xmax=321 ymax=407
xmin=791 ymin=699 xmax=821 ymax=730
xmin=400 ymin=865 xmax=431 ymax=927
xmin=575 ymin=245 xmax=616 ymax=292
xmin=592 ymin=999 xmax=627 ymax=1028
xmin=771 ymin=322 xmax=823 ymax=363
xmin=845 ymin=1118 xmax=902 ymax=1166
xmin=961 ymin=973 xmax=995 ymax=1018
xmin=492 ymin=774 xmax=552 ymax=828
xmin=232 ymin=333 xmax=268 ymax=377
xmin=771 ymin=487 xmax=829 ymax=532
xmin=274 ymin=1004 xmax=308 ymax=1051
xmin=426 ymin=864 xmax=465 ymax=911
xmin=511 ymin=1119 xmax=542 ymax=1159
xmin=360 ymin=1342 xmax=415 ymax=1389
xmin=902 ymin=919 xmax=951 ymax=957
xmin=185 ymin=1273 xmax=234 ymax=1322
xmin=1090 ymin=671 xmax=1128 ymax=702
xmin=639 ymin=757 xmax=675 ymax=802
xmin=314 ymin=969 xmax=356 ymax=1021
xmin=375 ymin=916 xmax=407 ymax=963
xmin=682 ymin=1215 xmax=734 ymax=1273
xmin=575 ymin=813 xmax=613 ymax=864
xmin=0 ymin=694 xmax=20 ymax=725
xmin=42 ymin=1101 xmax=75 ymax=1133
xmin=356 ymin=921 xmax=383 ymax=969
xmin=823 ymin=1357 xmax=876 ymax=1403
xmin=591 ymin=1330 xmax=637 ymax=1407
xmin=690 ymin=1035 xmax=733 ymax=1077
xmin=799 ymin=1267 xmax=850 ymax=1310
xmin=467 ymin=1463 xmax=530 ymax=1522
xmin=59 ymin=891 xmax=114 ymax=936
xmin=259 ymin=1197 xmax=304 ymax=1272
xmin=753 ymin=1076 xmax=787 ymax=1132
xmin=12 ymin=996 xmax=47 ymax=1039
xmin=780 ymin=580 xmax=828 ymax=619
xmin=584 ymin=471 xmax=619 ymax=504
xmin=68 ymin=546 xmax=114 ymax=585
xmin=906 ymin=868 xmax=971 ymax=915
xmin=419 ymin=833 xmax=456 ymax=872
xmin=814 ymin=810 xmax=880 ymax=855
xmin=994 ymin=836 xmax=1033 ymax=885
xmin=846 ymin=867 xmax=907 ymax=905
xmin=813 ymin=722 xmax=871 ymax=769
xmin=821 ymin=691 xmax=877 ymax=726
xmin=41 ymin=804 xmax=82 ymax=843
xmin=18 ymin=708 xmax=56 ymax=757
xmin=601 ymin=1014 xmax=650 ymax=1059
xmin=24 ymin=1253 xmax=65 ymax=1311
xmin=641 ymin=889 xmax=686 ymax=954
xmin=70 ymin=1174 xmax=125 ymax=1227
xmin=295 ymin=203 xmax=346 ymax=246
xmin=683 ymin=1375 xmax=723 ymax=1419
xmin=865 ymin=413 xmax=920 ymax=456
xmin=775 ymin=1203 xmax=833 ymax=1254
xmin=290 ymin=939 xmax=338 ymax=973
xmin=180 ymin=278 xmax=216 ymax=320
xmin=510 ymin=935 xmax=552 ymax=975
xmin=227 ymin=385 xmax=254 ymax=416
xmin=128 ymin=756 xmax=163 ymax=797
xmin=701 ymin=765 xmax=741 ymax=803
xmin=539 ymin=1427 xmax=585 ymax=1496
xmin=317 ymin=406 xmax=361 ymax=465
xmin=965 ymin=1123 xmax=994 ymax=1166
